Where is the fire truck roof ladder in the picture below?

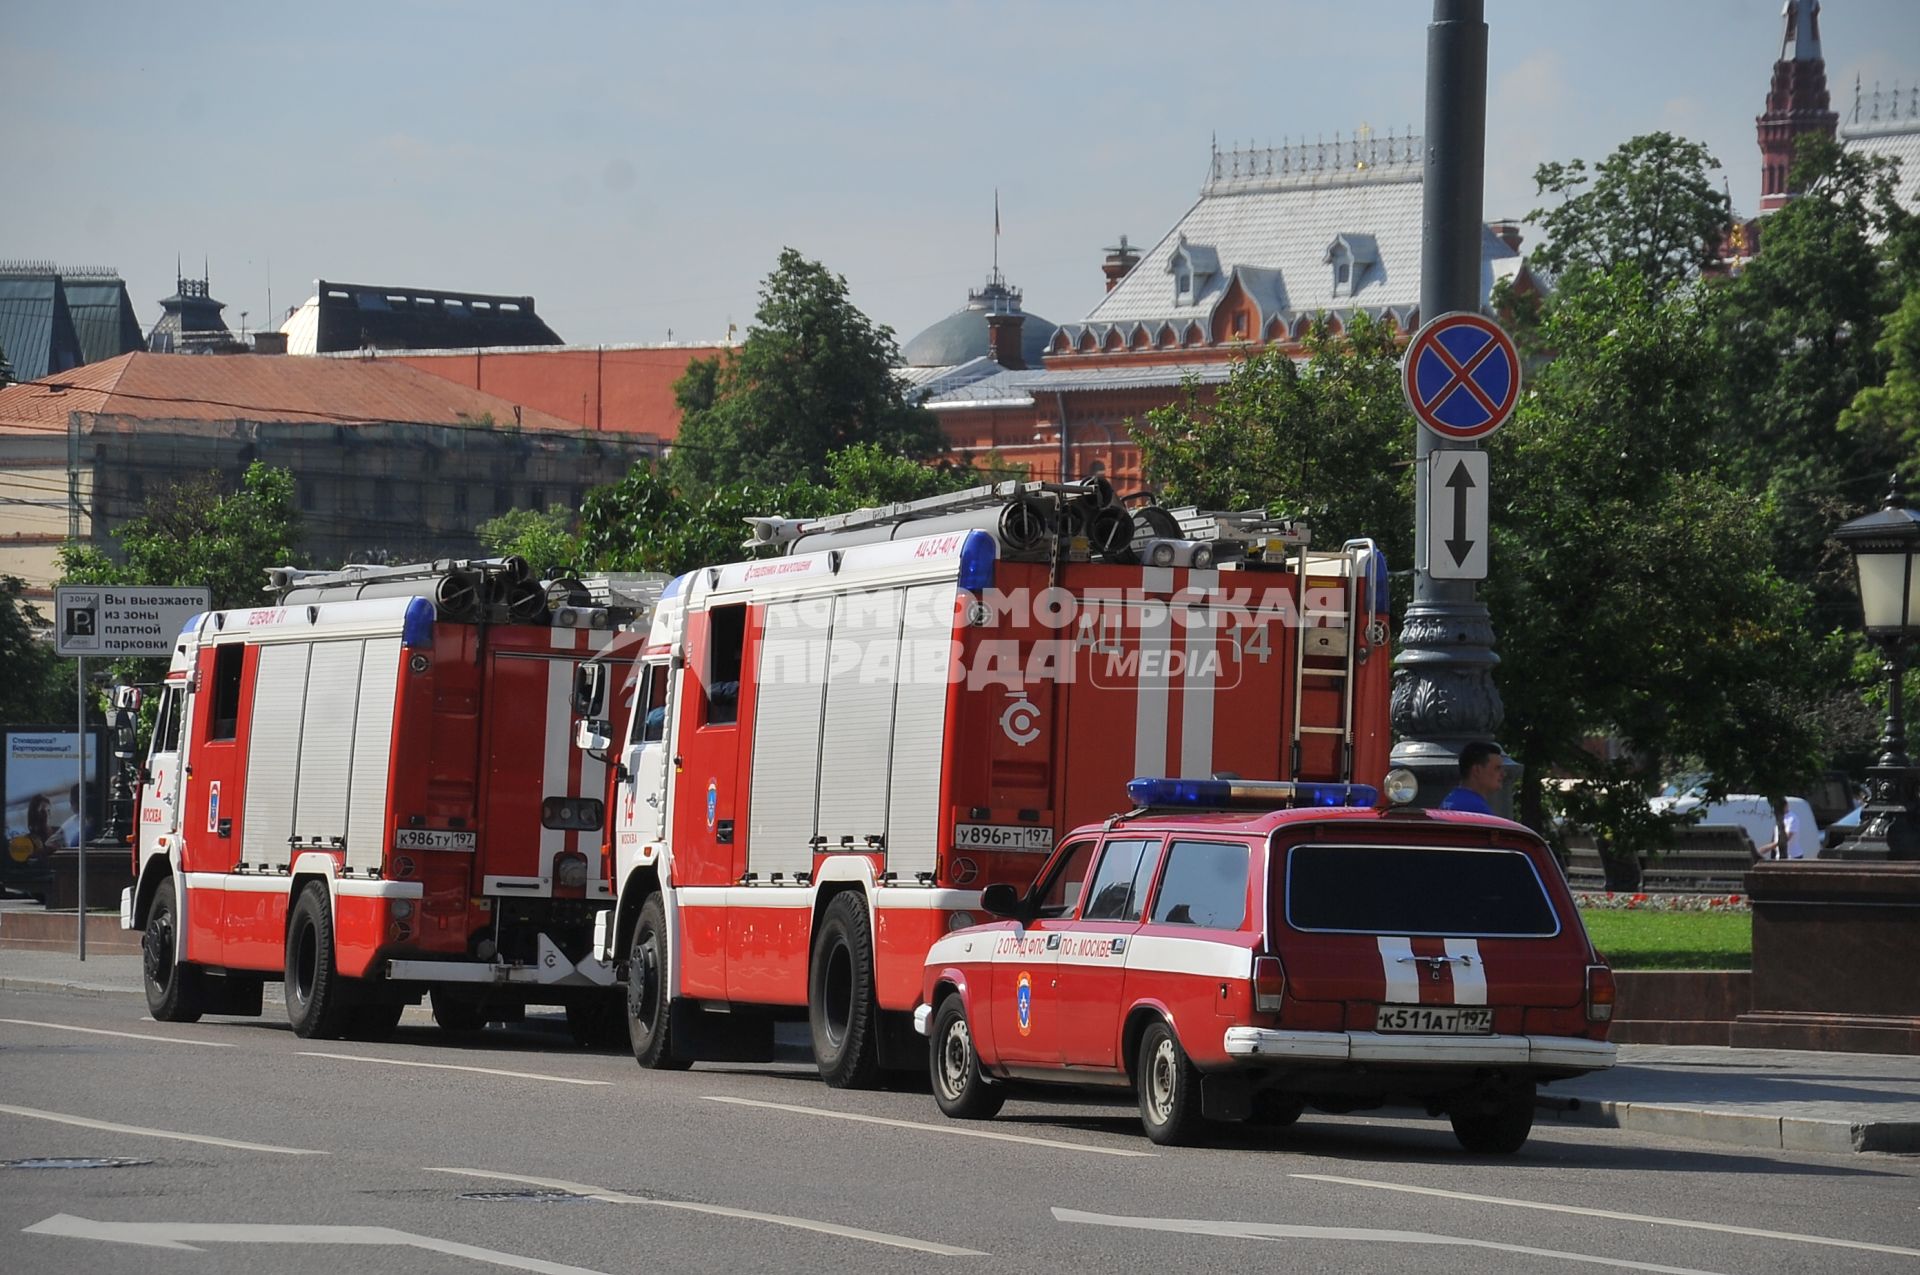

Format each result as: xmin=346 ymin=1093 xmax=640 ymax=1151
xmin=1289 ymin=539 xmax=1378 ymax=782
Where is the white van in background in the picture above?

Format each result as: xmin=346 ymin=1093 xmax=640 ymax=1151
xmin=1653 ymin=789 xmax=1821 ymax=859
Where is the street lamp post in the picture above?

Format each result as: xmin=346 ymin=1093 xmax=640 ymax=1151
xmin=1832 ymin=476 xmax=1920 ymax=861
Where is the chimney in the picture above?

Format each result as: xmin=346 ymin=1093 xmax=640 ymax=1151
xmin=1101 ymin=235 xmax=1141 ymax=292
xmin=251 ymin=331 xmax=288 ymax=355
xmin=985 ymin=310 xmax=1026 ymax=370
xmin=1488 ymin=220 xmax=1524 ymax=252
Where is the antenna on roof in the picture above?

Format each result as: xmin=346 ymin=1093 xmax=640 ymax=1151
xmin=993 ymin=188 xmax=1000 ymax=276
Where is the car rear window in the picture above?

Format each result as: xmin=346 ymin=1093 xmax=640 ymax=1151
xmin=1283 ymin=843 xmax=1559 ymax=937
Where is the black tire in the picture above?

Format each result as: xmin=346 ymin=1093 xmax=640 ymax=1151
xmin=929 ymin=995 xmax=1004 ymax=1119
xmin=1250 ymin=1090 xmax=1305 ymax=1128
xmin=344 ymin=1000 xmax=405 ymax=1042
xmin=1136 ymin=1020 xmax=1204 ymax=1146
xmin=285 ymin=881 xmax=356 ymax=1039
xmin=142 ymin=876 xmax=205 ymax=1023
xmin=1450 ymin=1082 xmax=1536 ymax=1155
xmin=432 ymin=989 xmax=489 ymax=1034
xmin=568 ymin=992 xmax=630 ymax=1050
xmin=809 ymin=891 xmax=880 ymax=1089
xmin=627 ymin=894 xmax=690 ymax=1070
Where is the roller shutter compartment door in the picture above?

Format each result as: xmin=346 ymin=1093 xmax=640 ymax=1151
xmin=815 ymin=591 xmax=903 ymax=856
xmin=346 ymin=637 xmax=402 ymax=873
xmin=886 ymin=582 xmax=956 ymax=880
xmin=293 ymin=640 xmax=363 ymax=851
xmin=242 ymin=643 xmax=310 ymax=871
xmin=748 ymin=598 xmax=831 ymax=880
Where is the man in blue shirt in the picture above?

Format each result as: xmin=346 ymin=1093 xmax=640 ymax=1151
xmin=1440 ymin=741 xmax=1504 ymax=815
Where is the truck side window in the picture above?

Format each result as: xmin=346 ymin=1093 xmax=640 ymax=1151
xmin=1081 ymin=838 xmax=1161 ymax=921
xmin=1034 ymin=840 xmax=1097 ymax=919
xmin=1150 ymin=840 xmax=1250 ymax=930
xmin=151 ymin=688 xmax=181 ymax=756
xmin=207 ymin=645 xmax=244 ymax=741
xmin=705 ymin=605 xmax=746 ymax=726
xmin=639 ymin=664 xmax=668 ymax=743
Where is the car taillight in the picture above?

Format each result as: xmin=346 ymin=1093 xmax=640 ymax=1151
xmin=1253 ymin=955 xmax=1287 ymax=1013
xmin=552 ymin=851 xmax=589 ymax=895
xmin=1586 ymin=963 xmax=1616 ymax=1022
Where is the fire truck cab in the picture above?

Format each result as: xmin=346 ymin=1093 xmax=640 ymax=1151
xmin=123 ymin=559 xmax=656 ymax=1042
xmin=576 ymin=481 xmax=1396 ymax=1085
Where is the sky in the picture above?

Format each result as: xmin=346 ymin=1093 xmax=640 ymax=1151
xmin=4 ymin=1 xmax=1917 ymax=353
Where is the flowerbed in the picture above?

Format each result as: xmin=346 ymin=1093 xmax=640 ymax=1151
xmin=1574 ymin=891 xmax=1751 ymax=913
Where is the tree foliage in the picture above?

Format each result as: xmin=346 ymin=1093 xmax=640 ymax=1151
xmin=1133 ymin=312 xmax=1414 ymax=566
xmin=1527 ymin=132 xmax=1731 ymax=293
xmin=0 ymin=577 xmax=68 ymax=723
xmin=670 ymin=249 xmax=942 ymax=490
xmin=477 ymin=506 xmax=583 ymax=579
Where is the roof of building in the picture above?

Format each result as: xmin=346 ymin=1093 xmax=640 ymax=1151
xmin=0 ymin=263 xmax=121 ymax=383
xmin=1842 ymin=84 xmax=1920 ymax=213
xmin=0 ymin=351 xmax=590 ymax=437
xmin=1054 ymin=133 xmax=1522 ymax=353
xmin=279 ymin=280 xmax=565 ymax=355
xmin=921 ymin=359 xmax=1237 ymax=410
xmin=901 ymin=274 xmax=1057 ymax=368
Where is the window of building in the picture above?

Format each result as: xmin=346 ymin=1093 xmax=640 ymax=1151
xmin=1150 ymin=840 xmax=1249 ymax=929
xmin=528 ymin=486 xmax=544 ymax=511
xmin=453 ymin=486 xmax=468 ymax=517
xmin=207 ymin=644 xmax=245 ymax=741
xmin=494 ymin=486 xmax=511 ymax=514
xmin=704 ymin=603 xmax=746 ymax=725
xmin=298 ymin=480 xmax=315 ymax=512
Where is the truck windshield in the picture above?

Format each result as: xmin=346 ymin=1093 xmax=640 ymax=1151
xmin=1282 ymin=842 xmax=1558 ymax=937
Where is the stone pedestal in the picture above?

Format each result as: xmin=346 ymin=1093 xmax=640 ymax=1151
xmin=43 ymin=845 xmax=134 ymax=912
xmin=1732 ymin=862 xmax=1920 ymax=1055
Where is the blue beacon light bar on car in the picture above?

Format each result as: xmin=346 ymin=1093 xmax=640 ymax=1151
xmin=1125 ymin=776 xmax=1380 ymax=810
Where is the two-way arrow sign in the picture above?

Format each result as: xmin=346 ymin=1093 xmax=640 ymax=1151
xmin=1425 ymin=450 xmax=1488 ymax=580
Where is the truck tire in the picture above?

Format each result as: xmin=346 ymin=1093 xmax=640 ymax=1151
xmin=344 ymin=1000 xmax=405 ymax=1042
xmin=930 ymin=995 xmax=1003 ymax=1120
xmin=809 ymin=891 xmax=880 ymax=1089
xmin=1450 ymin=1082 xmax=1535 ymax=1154
xmin=627 ymin=894 xmax=689 ymax=1070
xmin=285 ymin=881 xmax=356 ymax=1040
xmin=432 ymin=989 xmax=489 ymax=1034
xmin=1137 ymin=1020 xmax=1204 ymax=1146
xmin=142 ymin=876 xmax=205 ymax=1023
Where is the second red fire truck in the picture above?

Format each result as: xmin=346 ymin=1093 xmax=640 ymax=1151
xmin=571 ymin=481 xmax=1394 ymax=1085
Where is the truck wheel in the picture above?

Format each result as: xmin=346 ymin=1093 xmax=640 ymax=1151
xmin=1450 ymin=1082 xmax=1535 ymax=1154
xmin=142 ymin=877 xmax=205 ymax=1023
xmin=1137 ymin=1020 xmax=1204 ymax=1146
xmin=344 ymin=1000 xmax=405 ymax=1042
xmin=809 ymin=892 xmax=880 ymax=1089
xmin=568 ymin=993 xmax=630 ymax=1050
xmin=930 ymin=996 xmax=1003 ymax=1120
xmin=285 ymin=881 xmax=356 ymax=1039
xmin=628 ymin=894 xmax=689 ymax=1070
xmin=432 ymin=989 xmax=488 ymax=1034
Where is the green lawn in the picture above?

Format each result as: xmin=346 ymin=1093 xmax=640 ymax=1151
xmin=1577 ymin=908 xmax=1752 ymax=970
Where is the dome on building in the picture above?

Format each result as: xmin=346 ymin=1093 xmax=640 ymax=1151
xmin=901 ymin=273 xmax=1056 ymax=368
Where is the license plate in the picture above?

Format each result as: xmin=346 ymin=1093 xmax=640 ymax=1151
xmin=1374 ymin=1005 xmax=1493 ymax=1034
xmin=952 ymin=823 xmax=1053 ymax=852
xmin=392 ymin=829 xmax=477 ymax=852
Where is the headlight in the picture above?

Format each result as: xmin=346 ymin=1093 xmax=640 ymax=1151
xmin=946 ymin=911 xmax=977 ymax=932
xmin=1383 ymin=768 xmax=1419 ymax=806
xmin=553 ymin=852 xmax=589 ymax=890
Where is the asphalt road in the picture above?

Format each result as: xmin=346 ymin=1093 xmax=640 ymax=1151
xmin=2 ymin=987 xmax=1916 ymax=1275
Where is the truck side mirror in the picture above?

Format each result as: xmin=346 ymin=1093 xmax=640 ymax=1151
xmin=574 ymin=719 xmax=613 ymax=753
xmin=572 ymin=664 xmax=606 ymax=717
xmin=980 ymin=883 xmax=1022 ymax=919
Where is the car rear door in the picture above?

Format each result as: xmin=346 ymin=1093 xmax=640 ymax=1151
xmin=1273 ymin=829 xmax=1585 ymax=1032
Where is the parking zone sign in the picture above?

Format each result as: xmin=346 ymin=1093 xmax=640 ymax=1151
xmin=54 ymin=586 xmax=211 ymax=658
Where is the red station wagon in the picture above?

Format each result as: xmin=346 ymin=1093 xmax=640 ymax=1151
xmin=915 ymin=776 xmax=1617 ymax=1151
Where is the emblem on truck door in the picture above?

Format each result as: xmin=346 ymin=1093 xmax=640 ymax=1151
xmin=1000 ymin=693 xmax=1041 ymax=746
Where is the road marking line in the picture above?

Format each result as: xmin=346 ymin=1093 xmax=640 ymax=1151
xmin=426 ymin=1167 xmax=983 ymax=1257
xmin=25 ymin=1213 xmax=610 ymax=1274
xmin=0 ymin=1017 xmax=234 ymax=1047
xmin=702 ymin=1095 xmax=1155 ymax=1158
xmin=0 ymin=1103 xmax=325 ymax=1156
xmin=295 ymin=1052 xmax=611 ymax=1086
xmin=1291 ymin=1174 xmax=1920 ymax=1261
xmin=1052 ymin=1206 xmax=1724 ymax=1275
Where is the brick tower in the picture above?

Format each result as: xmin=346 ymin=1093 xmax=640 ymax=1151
xmin=1756 ymin=0 xmax=1839 ymax=213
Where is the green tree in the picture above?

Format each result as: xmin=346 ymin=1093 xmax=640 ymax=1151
xmin=1132 ymin=312 xmax=1413 ymax=566
xmin=0 ymin=576 xmax=68 ymax=723
xmin=1838 ymin=284 xmax=1920 ymax=476
xmin=1527 ymin=132 xmax=1731 ymax=293
xmin=670 ymin=249 xmax=941 ymax=490
xmin=477 ymin=506 xmax=584 ymax=578
xmin=59 ymin=462 xmax=302 ymax=609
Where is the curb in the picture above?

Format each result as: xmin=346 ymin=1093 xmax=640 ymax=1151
xmin=1548 ymin=1097 xmax=1920 ymax=1154
xmin=0 ymin=976 xmax=144 ymax=1001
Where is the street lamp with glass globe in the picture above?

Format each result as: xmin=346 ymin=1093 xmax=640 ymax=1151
xmin=1831 ymin=476 xmax=1920 ymax=861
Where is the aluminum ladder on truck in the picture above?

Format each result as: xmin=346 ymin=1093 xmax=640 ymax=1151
xmin=1289 ymin=539 xmax=1380 ymax=783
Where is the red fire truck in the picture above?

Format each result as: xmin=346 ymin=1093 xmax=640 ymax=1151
xmin=571 ymin=481 xmax=1394 ymax=1085
xmin=122 ymin=558 xmax=654 ymax=1041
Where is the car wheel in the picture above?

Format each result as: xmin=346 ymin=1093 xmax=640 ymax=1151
xmin=1450 ymin=1082 xmax=1536 ymax=1154
xmin=285 ymin=881 xmax=356 ymax=1039
xmin=628 ymin=894 xmax=690 ymax=1070
xmin=1137 ymin=1020 xmax=1204 ymax=1146
xmin=809 ymin=892 xmax=880 ymax=1089
xmin=142 ymin=876 xmax=205 ymax=1023
xmin=930 ymin=996 xmax=1004 ymax=1120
